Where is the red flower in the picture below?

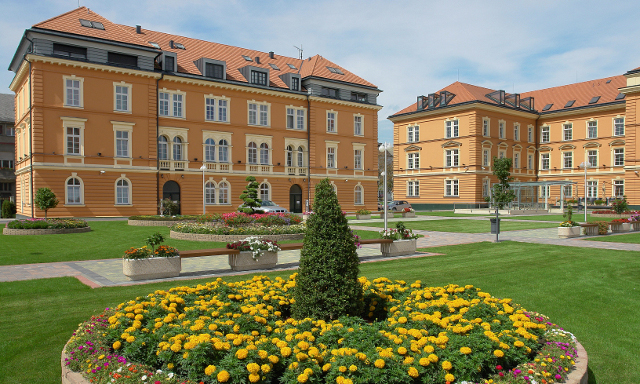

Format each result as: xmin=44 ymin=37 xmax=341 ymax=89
xmin=496 ymin=365 xmax=503 ymax=370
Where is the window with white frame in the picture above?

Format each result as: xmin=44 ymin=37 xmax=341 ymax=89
xmin=445 ymin=149 xmax=458 ymax=167
xmin=248 ymin=142 xmax=257 ymax=164
xmin=407 ymin=152 xmax=419 ymax=169
xmin=482 ymin=118 xmax=490 ymax=137
xmin=614 ymin=148 xmax=624 ymax=166
xmin=514 ymin=124 xmax=520 ymax=141
xmin=64 ymin=76 xmax=82 ymax=107
xmin=483 ymin=149 xmax=490 ymax=166
xmin=205 ymin=181 xmax=216 ymax=204
xmin=248 ymin=102 xmax=270 ymax=127
xmin=498 ymin=150 xmax=506 ymax=159
xmin=541 ymin=126 xmax=550 ymax=143
xmin=205 ymin=138 xmax=216 ymax=162
xmin=614 ymin=118 xmax=625 ymax=136
xmin=540 ymin=185 xmax=550 ymax=198
xmin=158 ymin=136 xmax=168 ymax=160
xmin=159 ymin=90 xmax=185 ymax=118
xmin=499 ymin=121 xmax=505 ymax=139
xmin=563 ymin=185 xmax=572 ymax=198
xmin=540 ymin=153 xmax=550 ymax=170
xmin=205 ymin=96 xmax=229 ymax=122
xmin=286 ymin=145 xmax=294 ymax=167
xmin=354 ymin=149 xmax=362 ymax=170
xmin=173 ymin=94 xmax=183 ymax=117
xmin=66 ymin=177 xmax=82 ymax=204
xmin=327 ymin=147 xmax=336 ymax=168
xmin=286 ymin=107 xmax=305 ymax=130
xmin=115 ymin=130 xmax=129 ymax=158
xmin=563 ymin=123 xmax=572 ymax=141
xmin=354 ymin=185 xmax=363 ymax=205
xmin=445 ymin=179 xmax=459 ymax=196
xmin=528 ymin=126 xmax=533 ymax=143
xmin=66 ymin=126 xmax=81 ymax=155
xmin=159 ymin=92 xmax=169 ymax=116
xmin=116 ymin=178 xmax=130 ymax=205
xmin=514 ymin=153 xmax=520 ymax=169
xmin=446 ymin=119 xmax=459 ymax=138
xmin=218 ymin=181 xmax=229 ymax=204
xmin=614 ymin=180 xmax=624 ymax=197
xmin=563 ymin=152 xmax=573 ymax=169
xmin=587 ymin=181 xmax=598 ymax=198
xmin=327 ymin=111 xmax=337 ymax=133
xmin=482 ymin=179 xmax=490 ymax=197
xmin=219 ymin=139 xmax=229 ymax=163
xmin=114 ymin=83 xmax=130 ymax=112
xmin=587 ymin=121 xmax=597 ymax=139
xmin=528 ymin=154 xmax=533 ymax=170
xmin=259 ymin=183 xmax=270 ymax=201
xmin=260 ymin=143 xmax=269 ymax=165
xmin=297 ymin=146 xmax=304 ymax=167
xmin=354 ymin=115 xmax=363 ymax=136
xmin=588 ymin=150 xmax=598 ymax=167
xmin=172 ymin=137 xmax=183 ymax=160
xmin=408 ymin=125 xmax=419 ymax=142
xmin=408 ymin=181 xmax=419 ymax=197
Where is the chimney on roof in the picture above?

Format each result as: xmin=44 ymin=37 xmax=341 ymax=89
xmin=255 ymin=56 xmax=261 ymax=64
xmin=136 ymin=25 xmax=142 ymax=34
xmin=170 ymin=40 xmax=174 ymax=49
xmin=269 ymin=52 xmax=275 ymax=59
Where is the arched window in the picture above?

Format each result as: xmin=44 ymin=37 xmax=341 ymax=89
xmin=286 ymin=145 xmax=294 ymax=167
xmin=260 ymin=143 xmax=269 ymax=165
xmin=354 ymin=185 xmax=363 ymax=205
xmin=248 ymin=142 xmax=257 ymax=164
xmin=67 ymin=177 xmax=82 ymax=204
xmin=218 ymin=139 xmax=229 ymax=163
xmin=205 ymin=138 xmax=215 ymax=162
xmin=260 ymin=182 xmax=270 ymax=201
xmin=332 ymin=183 xmax=338 ymax=194
xmin=116 ymin=179 xmax=130 ymax=205
xmin=218 ymin=181 xmax=229 ymax=204
xmin=205 ymin=181 xmax=216 ymax=204
xmin=158 ymin=136 xmax=168 ymax=160
xmin=173 ymin=136 xmax=183 ymax=160
xmin=297 ymin=146 xmax=304 ymax=167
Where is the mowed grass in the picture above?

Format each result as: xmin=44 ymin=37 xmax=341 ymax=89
xmin=584 ymin=232 xmax=640 ymax=243
xmin=354 ymin=218 xmax=558 ymax=233
xmin=509 ymin=214 xmax=605 ymax=222
xmin=1 ymin=241 xmax=638 ymax=383
xmin=417 ymin=211 xmax=489 ymax=217
xmin=0 ymin=221 xmax=379 ymax=266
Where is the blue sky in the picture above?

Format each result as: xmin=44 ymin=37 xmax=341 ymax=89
xmin=2 ymin=0 xmax=640 ymax=144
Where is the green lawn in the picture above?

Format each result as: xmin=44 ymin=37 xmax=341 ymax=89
xmin=1 ymin=241 xmax=638 ymax=383
xmin=416 ymin=211 xmax=489 ymax=217
xmin=508 ymin=214 xmax=604 ymax=222
xmin=584 ymin=232 xmax=640 ymax=243
xmin=0 ymin=221 xmax=379 ymax=266
xmin=354 ymin=218 xmax=558 ymax=233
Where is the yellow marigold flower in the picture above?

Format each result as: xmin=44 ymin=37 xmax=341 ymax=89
xmin=205 ymin=365 xmax=216 ymax=376
xmin=349 ymin=365 xmax=358 ymax=372
xmin=424 ymin=345 xmax=434 ymax=353
xmin=374 ymin=359 xmax=385 ymax=368
xmin=281 ymin=347 xmax=292 ymax=357
xmin=442 ymin=361 xmax=452 ymax=370
xmin=112 ymin=341 xmax=121 ymax=350
xmin=494 ymin=350 xmax=504 ymax=358
xmin=247 ymin=363 xmax=260 ymax=374
xmin=408 ymin=367 xmax=419 ymax=378
xmin=167 ymin=363 xmax=174 ymax=369
xmin=126 ymin=336 xmax=135 ymax=343
xmin=183 ymin=352 xmax=189 ymax=359
xmin=339 ymin=366 xmax=347 ymax=373
xmin=323 ymin=363 xmax=331 ymax=372
xmin=261 ymin=364 xmax=271 ymax=373
xmin=336 ymin=376 xmax=344 ymax=384
xmin=419 ymin=357 xmax=429 ymax=366
xmin=304 ymin=368 xmax=313 ymax=375
xmin=236 ymin=349 xmax=249 ymax=359
xmin=460 ymin=347 xmax=472 ymax=355
xmin=404 ymin=357 xmax=414 ymax=365
xmin=297 ymin=373 xmax=309 ymax=383
xmin=398 ymin=316 xmax=408 ymax=324
xmin=398 ymin=347 xmax=408 ymax=355
xmin=258 ymin=350 xmax=268 ymax=359
xmin=249 ymin=373 xmax=260 ymax=383
xmin=269 ymin=355 xmax=279 ymax=364
xmin=428 ymin=354 xmax=439 ymax=363
xmin=445 ymin=373 xmax=455 ymax=382
xmin=514 ymin=340 xmax=525 ymax=347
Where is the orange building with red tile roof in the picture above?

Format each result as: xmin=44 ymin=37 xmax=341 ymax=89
xmin=9 ymin=7 xmax=382 ymax=217
xmin=390 ymin=72 xmax=640 ymax=210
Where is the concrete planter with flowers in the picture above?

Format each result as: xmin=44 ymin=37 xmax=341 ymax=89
xmin=610 ymin=222 xmax=630 ymax=233
xmin=122 ymin=233 xmax=181 ymax=280
xmin=379 ymin=212 xmax=394 ymax=219
xmin=380 ymin=238 xmax=417 ymax=257
xmin=226 ymin=236 xmax=281 ymax=271
xmin=401 ymin=210 xmax=416 ymax=218
xmin=558 ymin=226 xmax=581 ymax=238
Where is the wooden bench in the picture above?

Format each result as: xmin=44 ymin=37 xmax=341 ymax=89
xmin=580 ymin=223 xmax=598 ymax=236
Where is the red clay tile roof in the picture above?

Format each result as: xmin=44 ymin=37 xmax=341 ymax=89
xmin=391 ymin=82 xmax=499 ymax=116
xmin=31 ymin=7 xmax=378 ymax=90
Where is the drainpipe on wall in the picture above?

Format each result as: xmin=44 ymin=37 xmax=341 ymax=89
xmin=22 ymin=37 xmax=34 ymax=218
xmin=306 ymin=90 xmax=311 ymax=212
xmin=156 ymin=72 xmax=164 ymax=215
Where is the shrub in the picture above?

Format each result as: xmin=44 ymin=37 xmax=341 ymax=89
xmin=594 ymin=199 xmax=605 ymax=205
xmin=611 ymin=196 xmax=629 ymax=214
xmin=292 ymin=178 xmax=363 ymax=320
xmin=159 ymin=198 xmax=179 ymax=215
xmin=195 ymin=213 xmax=222 ymax=223
xmin=34 ymin=187 xmax=59 ymax=219
xmin=355 ymin=208 xmax=371 ymax=215
xmin=1 ymin=200 xmax=16 ymax=218
xmin=171 ymin=222 xmax=305 ymax=236
xmin=129 ymin=214 xmax=201 ymax=221
xmin=238 ymin=176 xmax=263 ymax=214
xmin=560 ymin=205 xmax=579 ymax=227
xmin=380 ymin=221 xmax=419 ymax=239
xmin=7 ymin=218 xmax=87 ymax=229
xmin=595 ymin=221 xmax=609 ymax=235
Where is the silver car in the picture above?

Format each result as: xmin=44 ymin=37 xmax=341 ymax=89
xmin=259 ymin=200 xmax=289 ymax=213
xmin=387 ymin=200 xmax=412 ymax=211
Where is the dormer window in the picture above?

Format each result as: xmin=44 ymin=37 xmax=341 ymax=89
xmin=170 ymin=41 xmax=185 ymax=50
xmin=205 ymin=63 xmax=224 ymax=79
xmin=326 ymin=66 xmax=344 ymax=75
xmin=321 ymin=87 xmax=339 ymax=98
xmin=251 ymin=70 xmax=268 ymax=86
xmin=291 ymin=77 xmax=300 ymax=91
xmin=79 ymin=19 xmax=104 ymax=30
xmin=351 ymin=92 xmax=367 ymax=103
xmin=160 ymin=52 xmax=177 ymax=72
xmin=108 ymin=52 xmax=138 ymax=68
xmin=53 ymin=43 xmax=87 ymax=60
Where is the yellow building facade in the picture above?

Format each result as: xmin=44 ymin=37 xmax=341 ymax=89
xmin=9 ymin=8 xmax=381 ymax=217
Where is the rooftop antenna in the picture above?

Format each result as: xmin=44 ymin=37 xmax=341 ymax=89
xmin=294 ymin=45 xmax=303 ymax=60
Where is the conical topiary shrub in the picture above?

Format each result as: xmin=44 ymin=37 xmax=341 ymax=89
xmin=292 ymin=178 xmax=363 ymax=320
xmin=238 ymin=176 xmax=263 ymax=214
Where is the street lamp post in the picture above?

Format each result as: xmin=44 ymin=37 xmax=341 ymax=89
xmin=379 ymin=143 xmax=390 ymax=233
xmin=579 ymin=162 xmax=589 ymax=222
xmin=200 ymin=164 xmax=207 ymax=215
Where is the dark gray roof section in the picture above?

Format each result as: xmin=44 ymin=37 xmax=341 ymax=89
xmin=0 ymin=94 xmax=15 ymax=123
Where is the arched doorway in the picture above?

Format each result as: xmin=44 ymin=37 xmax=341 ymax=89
xmin=289 ymin=184 xmax=303 ymax=213
xmin=162 ymin=180 xmax=181 ymax=214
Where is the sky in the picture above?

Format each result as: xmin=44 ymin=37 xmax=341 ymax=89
xmin=2 ymin=0 xmax=640 ymax=145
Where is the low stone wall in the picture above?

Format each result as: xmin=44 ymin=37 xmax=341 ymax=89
xmin=128 ymin=219 xmax=185 ymax=227
xmin=2 ymin=226 xmax=91 ymax=235
xmin=170 ymin=230 xmax=304 ymax=242
xmin=591 ymin=213 xmax=632 ymax=218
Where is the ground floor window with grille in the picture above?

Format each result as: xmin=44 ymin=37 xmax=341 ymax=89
xmin=614 ymin=180 xmax=624 ymax=197
xmin=482 ymin=180 xmax=490 ymax=197
xmin=587 ymin=181 xmax=598 ymax=198
xmin=408 ymin=181 xmax=419 ymax=197
xmin=445 ymin=179 xmax=458 ymax=196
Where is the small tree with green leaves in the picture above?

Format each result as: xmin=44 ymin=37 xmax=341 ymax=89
xmin=145 ymin=232 xmax=164 ymax=253
xmin=292 ymin=178 xmax=363 ymax=320
xmin=34 ymin=187 xmax=58 ymax=219
xmin=491 ymin=157 xmax=516 ymax=209
xmin=612 ymin=196 xmax=629 ymax=214
xmin=2 ymin=200 xmax=16 ymax=218
xmin=238 ymin=176 xmax=263 ymax=214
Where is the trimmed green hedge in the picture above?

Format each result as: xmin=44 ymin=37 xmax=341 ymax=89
xmin=128 ymin=215 xmax=202 ymax=221
xmin=170 ymin=222 xmax=305 ymax=235
xmin=7 ymin=218 xmax=88 ymax=229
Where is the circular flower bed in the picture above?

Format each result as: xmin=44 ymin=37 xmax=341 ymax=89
xmin=3 ymin=218 xmax=90 ymax=235
xmin=65 ymin=276 xmax=579 ymax=384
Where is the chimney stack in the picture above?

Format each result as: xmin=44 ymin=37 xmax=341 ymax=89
xmin=136 ymin=25 xmax=142 ymax=34
xmin=255 ymin=56 xmax=261 ymax=64
xmin=269 ymin=52 xmax=275 ymax=59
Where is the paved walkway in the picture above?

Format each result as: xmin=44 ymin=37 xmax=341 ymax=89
xmin=2 ymin=214 xmax=639 ymax=287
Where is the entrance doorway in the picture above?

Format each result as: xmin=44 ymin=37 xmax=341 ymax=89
xmin=289 ymin=184 xmax=303 ymax=213
xmin=162 ymin=180 xmax=181 ymax=214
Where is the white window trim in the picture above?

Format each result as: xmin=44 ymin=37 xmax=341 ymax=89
xmin=482 ymin=117 xmax=490 ymax=137
xmin=563 ymin=151 xmax=573 ymax=169
xmin=205 ymin=178 xmax=218 ymax=205
xmin=284 ymin=138 xmax=307 ymax=167
xmin=202 ymin=130 xmax=233 ymax=163
xmin=217 ymin=178 xmax=231 ymax=205
xmin=204 ymin=94 xmax=231 ymax=124
xmin=613 ymin=116 xmax=625 ymax=137
xmin=444 ymin=178 xmax=459 ymax=197
xmin=498 ymin=120 xmax=506 ymax=139
xmin=63 ymin=75 xmax=84 ymax=109
xmin=513 ymin=123 xmax=520 ymax=141
xmin=586 ymin=119 xmax=598 ymax=139
xmin=247 ymin=100 xmax=271 ymax=127
xmin=354 ymin=183 xmax=364 ymax=205
xmin=482 ymin=149 xmax=491 ymax=167
xmin=113 ymin=81 xmax=132 ymax=113
xmin=61 ymin=117 xmax=87 ymax=160
xmin=527 ymin=125 xmax=534 ymax=143
xmin=513 ymin=151 xmax=521 ymax=169
xmin=540 ymin=153 xmax=551 ymax=170
xmin=64 ymin=173 xmax=85 ymax=206
xmin=445 ymin=149 xmax=459 ymax=168
xmin=259 ymin=180 xmax=272 ymax=201
xmin=114 ymin=174 xmax=133 ymax=206
xmin=246 ymin=134 xmax=273 ymax=164
xmin=159 ymin=88 xmax=187 ymax=119
xmin=112 ymin=121 xmax=135 ymax=159
xmin=540 ymin=125 xmax=550 ymax=143
xmin=285 ymin=105 xmax=307 ymax=131
xmin=353 ymin=113 xmax=364 ymax=136
xmin=352 ymin=143 xmax=366 ymax=170
xmin=325 ymin=140 xmax=339 ymax=169
xmin=407 ymin=152 xmax=420 ymax=170
xmin=444 ymin=117 xmax=459 ymax=139
xmin=586 ymin=148 xmax=599 ymax=168
xmin=613 ymin=147 xmax=625 ymax=167
xmin=159 ymin=126 xmax=189 ymax=162
xmin=407 ymin=180 xmax=420 ymax=197
xmin=326 ymin=109 xmax=338 ymax=134
xmin=562 ymin=122 xmax=573 ymax=141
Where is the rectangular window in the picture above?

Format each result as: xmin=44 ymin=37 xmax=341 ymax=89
xmin=541 ymin=153 xmax=550 ymax=170
xmin=53 ymin=43 xmax=87 ymax=59
xmin=115 ymin=131 xmax=129 ymax=158
xmin=482 ymin=179 xmax=490 ymax=197
xmin=483 ymin=119 xmax=489 ymax=136
xmin=563 ymin=185 xmax=572 ymax=198
xmin=541 ymin=126 xmax=550 ymax=143
xmin=115 ymin=85 xmax=129 ymax=112
xmin=528 ymin=126 xmax=533 ymax=143
xmin=588 ymin=121 xmax=598 ymax=139
xmin=408 ymin=153 xmax=420 ymax=169
xmin=205 ymin=97 xmax=229 ymax=122
xmin=514 ymin=153 xmax=519 ymax=169
xmin=159 ymin=92 xmax=169 ymax=116
xmin=614 ymin=118 xmax=625 ymax=136
xmin=251 ymin=71 xmax=268 ymax=86
xmin=5 ymin=126 xmax=15 ymax=136
xmin=614 ymin=148 xmax=624 ymax=166
xmin=159 ymin=91 xmax=184 ymax=118
xmin=514 ymin=124 xmax=519 ymax=141
xmin=483 ymin=149 xmax=490 ymax=166
xmin=446 ymin=149 xmax=459 ymax=167
xmin=291 ymin=77 xmax=300 ymax=91
xmin=445 ymin=180 xmax=459 ymax=196
xmin=563 ymin=123 xmax=572 ymax=141
xmin=65 ymin=78 xmax=81 ymax=107
xmin=286 ymin=108 xmax=305 ymax=130
xmin=563 ymin=152 xmax=573 ymax=169
xmin=108 ymin=52 xmax=138 ymax=67
xmin=173 ymin=94 xmax=183 ymax=118
xmin=327 ymin=112 xmax=336 ymax=132
xmin=248 ymin=103 xmax=257 ymax=125
xmin=219 ymin=99 xmax=228 ymax=122
xmin=322 ymin=87 xmax=339 ymax=98
xmin=528 ymin=154 xmax=533 ymax=170
xmin=587 ymin=181 xmax=598 ymax=198
xmin=354 ymin=116 xmax=363 ymax=136
xmin=446 ymin=120 xmax=459 ymax=138
xmin=205 ymin=63 xmax=224 ymax=79
xmin=588 ymin=150 xmax=598 ymax=167
xmin=66 ymin=127 xmax=81 ymax=155
xmin=499 ymin=151 xmax=505 ymax=159
xmin=248 ymin=103 xmax=269 ymax=126
xmin=206 ymin=98 xmax=216 ymax=121
xmin=259 ymin=105 xmax=268 ymax=126
xmin=614 ymin=180 xmax=624 ymax=197
xmin=164 ymin=56 xmax=175 ymax=72
xmin=327 ymin=147 xmax=336 ymax=168
xmin=354 ymin=149 xmax=362 ymax=170
xmin=351 ymin=92 xmax=367 ymax=102
xmin=408 ymin=181 xmax=419 ymax=197
xmin=540 ymin=185 xmax=550 ymax=198
xmin=499 ymin=121 xmax=505 ymax=139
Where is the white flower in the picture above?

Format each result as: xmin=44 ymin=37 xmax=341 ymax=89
xmin=141 ymin=375 xmax=147 ymax=381
xmin=168 ymin=372 xmax=174 ymax=378
xmin=117 ymin=367 xmax=122 ymax=373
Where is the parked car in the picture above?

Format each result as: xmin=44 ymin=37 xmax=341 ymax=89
xmin=387 ymin=200 xmax=412 ymax=211
xmin=239 ymin=200 xmax=289 ymax=213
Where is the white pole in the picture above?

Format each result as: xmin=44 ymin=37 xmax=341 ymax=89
xmin=584 ymin=163 xmax=587 ymax=222
xmin=384 ymin=143 xmax=388 ymax=233
xmin=200 ymin=164 xmax=207 ymax=215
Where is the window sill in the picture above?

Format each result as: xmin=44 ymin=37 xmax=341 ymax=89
xmin=354 ymin=134 xmax=364 ymax=137
xmin=64 ymin=204 xmax=86 ymax=207
xmin=286 ymin=127 xmax=307 ymax=131
xmin=248 ymin=124 xmax=270 ymax=128
xmin=159 ymin=115 xmax=186 ymax=120
xmin=113 ymin=110 xmax=132 ymax=114
xmin=205 ymin=120 xmax=230 ymax=124
xmin=443 ymin=195 xmax=459 ymax=198
xmin=64 ymin=105 xmax=84 ymax=109
xmin=115 ymin=204 xmax=133 ymax=207
xmin=326 ymin=131 xmax=338 ymax=134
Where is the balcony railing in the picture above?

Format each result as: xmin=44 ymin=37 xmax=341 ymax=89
xmin=205 ymin=162 xmax=232 ymax=172
xmin=159 ymin=160 xmax=189 ymax=171
xmin=286 ymin=167 xmax=307 ymax=175
xmin=247 ymin=164 xmax=273 ymax=174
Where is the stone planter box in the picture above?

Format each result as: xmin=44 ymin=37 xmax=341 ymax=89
xmin=401 ymin=211 xmax=416 ymax=218
xmin=128 ymin=219 xmax=185 ymax=227
xmin=356 ymin=214 xmax=371 ymax=220
xmin=580 ymin=223 xmax=598 ymax=236
xmin=380 ymin=239 xmax=417 ymax=257
xmin=170 ymin=230 xmax=304 ymax=242
xmin=122 ymin=256 xmax=181 ymax=280
xmin=558 ymin=226 xmax=581 ymax=238
xmin=379 ymin=212 xmax=394 ymax=219
xmin=631 ymin=221 xmax=640 ymax=231
xmin=2 ymin=226 xmax=91 ymax=235
xmin=229 ymin=251 xmax=277 ymax=271
xmin=610 ymin=222 xmax=630 ymax=233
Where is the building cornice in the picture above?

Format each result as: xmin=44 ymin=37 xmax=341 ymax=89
xmin=619 ymin=84 xmax=640 ymax=95
xmin=9 ymin=60 xmax=29 ymax=92
xmin=25 ymin=54 xmax=162 ymax=80
xmin=538 ymin=102 xmax=624 ymax=119
xmin=308 ymin=95 xmax=383 ymax=111
xmin=388 ymin=101 xmax=537 ymax=123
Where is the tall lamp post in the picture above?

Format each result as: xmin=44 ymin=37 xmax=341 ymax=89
xmin=579 ymin=162 xmax=589 ymax=222
xmin=200 ymin=164 xmax=207 ymax=215
xmin=379 ymin=143 xmax=390 ymax=233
